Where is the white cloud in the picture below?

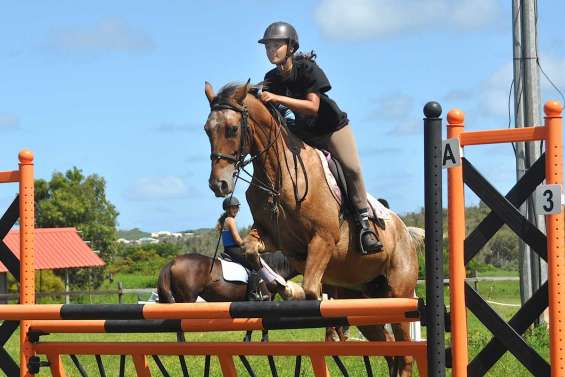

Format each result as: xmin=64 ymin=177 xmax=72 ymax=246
xmin=443 ymin=89 xmax=476 ymax=103
xmin=387 ymin=119 xmax=421 ymax=135
xmin=367 ymin=94 xmax=414 ymax=121
xmin=125 ymin=176 xmax=191 ymax=201
xmin=474 ymin=55 xmax=565 ymax=121
xmin=314 ymin=0 xmax=501 ymax=41
xmin=478 ymin=63 xmax=514 ymax=118
xmin=48 ymin=18 xmax=155 ymax=55
xmin=363 ymin=94 xmax=421 ymax=135
xmin=538 ymin=55 xmax=565 ymax=100
xmin=0 ymin=113 xmax=20 ymax=130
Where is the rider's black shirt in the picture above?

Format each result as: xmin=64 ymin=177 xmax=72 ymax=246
xmin=264 ymin=58 xmax=349 ymax=138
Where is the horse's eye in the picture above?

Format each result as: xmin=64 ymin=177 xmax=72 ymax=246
xmin=226 ymin=126 xmax=238 ymax=138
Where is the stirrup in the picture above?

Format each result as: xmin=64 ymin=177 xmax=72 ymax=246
xmin=248 ymin=290 xmax=263 ymax=301
xmin=359 ymin=228 xmax=384 ymax=255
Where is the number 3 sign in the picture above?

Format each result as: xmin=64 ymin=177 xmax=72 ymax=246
xmin=535 ymin=184 xmax=563 ymax=215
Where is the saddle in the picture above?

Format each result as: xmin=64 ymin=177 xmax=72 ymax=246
xmin=318 ymin=150 xmax=389 ymax=230
xmin=218 ymin=255 xmax=250 ymax=283
xmin=220 ymin=254 xmax=287 ymax=287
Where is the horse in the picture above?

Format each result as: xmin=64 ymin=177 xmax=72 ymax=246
xmin=204 ymin=81 xmax=422 ymax=377
xmin=157 ymin=250 xmax=301 ymax=304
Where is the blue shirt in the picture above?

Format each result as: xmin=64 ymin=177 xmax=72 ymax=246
xmin=221 ymin=228 xmax=237 ymax=248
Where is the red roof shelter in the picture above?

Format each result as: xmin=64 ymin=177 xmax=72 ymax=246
xmin=2 ymin=227 xmax=105 ymax=271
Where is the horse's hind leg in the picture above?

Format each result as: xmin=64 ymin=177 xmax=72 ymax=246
xmin=357 ymin=325 xmax=396 ymax=376
xmin=303 ymin=234 xmax=334 ymax=300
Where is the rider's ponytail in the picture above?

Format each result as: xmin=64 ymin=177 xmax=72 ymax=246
xmin=216 ymin=212 xmax=228 ymax=232
xmin=294 ymin=50 xmax=317 ymax=61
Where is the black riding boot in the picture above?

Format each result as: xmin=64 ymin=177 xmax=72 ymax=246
xmin=356 ymin=208 xmax=383 ymax=254
xmin=246 ymin=271 xmax=262 ymax=301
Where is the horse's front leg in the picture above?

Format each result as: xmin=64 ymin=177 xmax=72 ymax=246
xmin=243 ymin=227 xmax=305 ymax=300
xmin=242 ymin=227 xmax=276 ymax=270
xmin=303 ymin=233 xmax=335 ymax=300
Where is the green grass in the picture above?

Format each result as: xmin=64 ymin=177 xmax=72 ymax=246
xmin=108 ymin=273 xmax=158 ymax=289
xmin=7 ymin=328 xmax=397 ymax=377
xmin=2 ymin=274 xmax=550 ymax=376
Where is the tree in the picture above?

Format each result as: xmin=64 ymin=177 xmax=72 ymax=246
xmin=35 ymin=167 xmax=119 ymax=289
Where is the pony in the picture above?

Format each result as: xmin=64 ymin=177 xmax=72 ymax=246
xmin=157 ymin=251 xmax=301 ymax=304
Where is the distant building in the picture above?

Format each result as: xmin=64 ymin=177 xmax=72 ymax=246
xmin=2 ymin=227 xmax=105 ymax=304
xmin=149 ymin=231 xmax=192 ymax=240
xmin=117 ymin=238 xmax=131 ymax=244
xmin=138 ymin=237 xmax=159 ymax=244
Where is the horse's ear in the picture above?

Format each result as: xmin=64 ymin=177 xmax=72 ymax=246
xmin=204 ymin=81 xmax=215 ymax=105
xmin=233 ymin=79 xmax=251 ymax=104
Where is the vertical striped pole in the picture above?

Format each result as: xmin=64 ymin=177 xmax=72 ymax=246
xmin=18 ymin=150 xmax=34 ymax=377
xmin=544 ymin=100 xmax=564 ymax=377
xmin=423 ymin=101 xmax=445 ymax=377
xmin=447 ymin=110 xmax=468 ymax=376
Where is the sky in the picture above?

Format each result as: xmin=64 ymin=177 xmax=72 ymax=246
xmin=1 ymin=1 xmax=564 ymax=232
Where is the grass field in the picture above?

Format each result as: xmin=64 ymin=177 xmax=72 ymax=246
xmin=2 ymin=279 xmax=549 ymax=376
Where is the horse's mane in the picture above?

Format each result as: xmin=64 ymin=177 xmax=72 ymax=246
xmin=215 ymin=82 xmax=293 ymax=128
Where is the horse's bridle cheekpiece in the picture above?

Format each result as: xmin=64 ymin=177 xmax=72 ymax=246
xmin=209 ymin=101 xmax=250 ymax=167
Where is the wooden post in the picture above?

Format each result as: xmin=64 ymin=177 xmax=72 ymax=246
xmin=118 ymin=282 xmax=124 ymax=304
xmin=18 ymin=150 xmax=35 ymax=377
xmin=0 ymin=273 xmax=7 ymax=305
xmin=544 ymin=100 xmax=565 ymax=376
xmin=65 ymin=270 xmax=70 ymax=304
xmin=447 ymin=109 xmax=468 ymax=377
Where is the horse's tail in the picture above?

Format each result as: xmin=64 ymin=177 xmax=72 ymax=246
xmin=407 ymin=226 xmax=425 ymax=255
xmin=157 ymin=260 xmax=176 ymax=303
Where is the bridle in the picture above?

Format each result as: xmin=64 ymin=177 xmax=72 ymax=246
xmin=207 ymin=95 xmax=309 ymax=253
xmin=209 ymin=101 xmax=250 ymax=167
xmin=207 ymin=97 xmax=283 ymax=272
xmin=208 ymin=98 xmax=283 ymax=197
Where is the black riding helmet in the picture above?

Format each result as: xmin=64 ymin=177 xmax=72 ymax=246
xmin=222 ymin=196 xmax=241 ymax=210
xmin=258 ymin=21 xmax=299 ymax=54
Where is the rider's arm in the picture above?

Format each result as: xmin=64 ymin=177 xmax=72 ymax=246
xmin=273 ymin=92 xmax=320 ymax=116
xmin=225 ymin=217 xmax=244 ymax=246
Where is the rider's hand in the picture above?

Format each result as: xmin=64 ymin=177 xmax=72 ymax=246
xmin=260 ymin=91 xmax=279 ymax=104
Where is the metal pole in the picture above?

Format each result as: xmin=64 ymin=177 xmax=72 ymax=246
xmin=520 ymin=0 xmax=546 ymax=314
xmin=423 ymin=101 xmax=445 ymax=377
xmin=512 ymin=0 xmax=533 ymax=305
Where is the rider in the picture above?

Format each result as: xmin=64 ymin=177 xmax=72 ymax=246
xmin=257 ymin=21 xmax=383 ymax=254
xmin=217 ymin=196 xmax=263 ymax=301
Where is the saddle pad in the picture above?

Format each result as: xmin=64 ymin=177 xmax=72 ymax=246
xmin=317 ymin=150 xmax=343 ymax=204
xmin=316 ymin=150 xmax=391 ymax=221
xmin=219 ymin=258 xmax=248 ymax=283
xmin=367 ymin=193 xmax=392 ymax=221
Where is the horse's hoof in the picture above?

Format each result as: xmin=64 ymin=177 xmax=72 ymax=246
xmin=283 ymin=281 xmax=305 ymax=300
